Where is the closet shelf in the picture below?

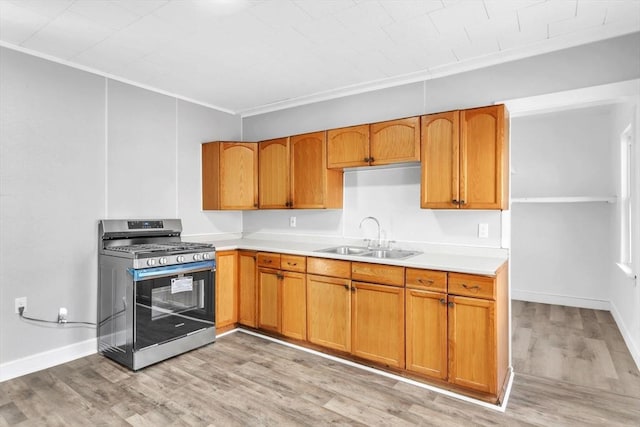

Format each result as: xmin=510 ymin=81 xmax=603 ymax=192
xmin=511 ymin=196 xmax=616 ymax=204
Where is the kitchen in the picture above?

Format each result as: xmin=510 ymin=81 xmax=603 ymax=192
xmin=1 ymin=0 xmax=639 ymax=424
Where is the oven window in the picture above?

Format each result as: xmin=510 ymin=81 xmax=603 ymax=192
xmin=151 ymin=278 xmax=205 ymax=319
xmin=135 ymin=269 xmax=214 ymax=350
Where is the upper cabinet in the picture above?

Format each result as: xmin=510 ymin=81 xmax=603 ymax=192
xmin=421 ymin=105 xmax=509 ymax=210
xmin=202 ymin=142 xmax=258 ymax=210
xmin=327 ymin=117 xmax=420 ymax=169
xmin=259 ymin=137 xmax=290 ymax=209
xmin=260 ymin=132 xmax=343 ymax=209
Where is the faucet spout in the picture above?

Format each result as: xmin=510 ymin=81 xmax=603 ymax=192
xmin=359 ymin=216 xmax=381 ymax=248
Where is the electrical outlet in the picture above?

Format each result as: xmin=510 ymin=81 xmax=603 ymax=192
xmin=15 ymin=297 xmax=27 ymax=314
xmin=58 ymin=307 xmax=68 ymax=324
xmin=478 ymin=223 xmax=489 ymax=239
xmin=289 ymin=216 xmax=296 ymax=227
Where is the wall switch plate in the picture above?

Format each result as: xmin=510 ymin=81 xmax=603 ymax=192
xmin=289 ymin=216 xmax=296 ymax=227
xmin=15 ymin=297 xmax=27 ymax=313
xmin=478 ymin=223 xmax=489 ymax=238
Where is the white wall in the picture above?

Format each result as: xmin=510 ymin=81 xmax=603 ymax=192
xmin=510 ymin=106 xmax=616 ymax=307
xmin=0 ymin=47 xmax=241 ymax=374
xmin=609 ymin=101 xmax=640 ymax=366
xmin=244 ymin=165 xmax=502 ymax=247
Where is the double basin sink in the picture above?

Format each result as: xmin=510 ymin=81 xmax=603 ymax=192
xmin=315 ymin=245 xmax=421 ymax=260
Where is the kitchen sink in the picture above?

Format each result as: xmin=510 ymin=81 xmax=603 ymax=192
xmin=315 ymin=246 xmax=421 ymax=260
xmin=360 ymin=249 xmax=421 ymax=259
xmin=316 ymin=246 xmax=371 ymax=255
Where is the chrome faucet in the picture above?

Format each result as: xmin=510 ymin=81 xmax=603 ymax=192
xmin=359 ymin=216 xmax=381 ymax=248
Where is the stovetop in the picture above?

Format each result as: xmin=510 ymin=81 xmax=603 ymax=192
xmin=108 ymin=241 xmax=215 ymax=255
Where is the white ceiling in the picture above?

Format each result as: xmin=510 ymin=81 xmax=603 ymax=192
xmin=1 ymin=0 xmax=639 ymax=115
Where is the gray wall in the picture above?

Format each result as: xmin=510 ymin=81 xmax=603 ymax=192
xmin=0 ymin=47 xmax=241 ymax=367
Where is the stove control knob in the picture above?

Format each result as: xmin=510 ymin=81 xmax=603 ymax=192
xmin=203 ymin=253 xmax=212 ymax=260
xmin=177 ymin=255 xmax=185 ymax=263
xmin=147 ymin=259 xmax=156 ymax=266
xmin=193 ymin=253 xmax=202 ymax=261
xmin=159 ymin=257 xmax=167 ymax=265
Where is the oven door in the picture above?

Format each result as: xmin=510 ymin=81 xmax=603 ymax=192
xmin=130 ymin=261 xmax=215 ymax=351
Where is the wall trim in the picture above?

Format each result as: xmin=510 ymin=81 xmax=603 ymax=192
xmin=511 ymin=289 xmax=611 ymax=310
xmin=0 ymin=338 xmax=97 ymax=383
xmin=610 ymin=301 xmax=640 ymax=370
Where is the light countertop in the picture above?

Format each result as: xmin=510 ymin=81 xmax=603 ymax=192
xmin=204 ymin=237 xmax=508 ymax=276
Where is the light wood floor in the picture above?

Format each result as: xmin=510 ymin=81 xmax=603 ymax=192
xmin=1 ymin=301 xmax=639 ymax=426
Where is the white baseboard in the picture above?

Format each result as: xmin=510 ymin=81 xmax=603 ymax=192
xmin=0 ymin=338 xmax=97 ymax=383
xmin=609 ymin=301 xmax=640 ymax=370
xmin=511 ymin=289 xmax=611 ymax=310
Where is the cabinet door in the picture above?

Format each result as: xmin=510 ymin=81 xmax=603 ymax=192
xmin=258 ymin=268 xmax=281 ymax=333
xmin=290 ymin=131 xmax=343 ymax=209
xmin=406 ymin=289 xmax=447 ymax=380
xmin=448 ymin=295 xmax=496 ymax=394
xmin=220 ymin=143 xmax=258 ymax=210
xmin=281 ymin=271 xmax=306 ymax=340
xmin=370 ymin=117 xmax=420 ymax=166
xmin=421 ymin=111 xmax=460 ymax=209
xmin=215 ymin=251 xmax=238 ymax=329
xmin=351 ymin=282 xmax=405 ymax=368
xmin=259 ymin=137 xmax=290 ymax=209
xmin=327 ymin=124 xmax=369 ymax=168
xmin=460 ymin=105 xmax=507 ymax=210
xmin=238 ymin=251 xmax=257 ymax=327
xmin=306 ymin=274 xmax=351 ymax=352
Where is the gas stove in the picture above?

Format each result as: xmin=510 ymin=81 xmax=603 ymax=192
xmin=99 ymin=219 xmax=215 ymax=269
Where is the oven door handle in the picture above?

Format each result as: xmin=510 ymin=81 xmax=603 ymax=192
xmin=127 ymin=261 xmax=215 ymax=281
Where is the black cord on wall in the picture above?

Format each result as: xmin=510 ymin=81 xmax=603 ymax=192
xmin=18 ymin=307 xmax=96 ymax=327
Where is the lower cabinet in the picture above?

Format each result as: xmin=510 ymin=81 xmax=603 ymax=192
xmin=238 ymin=251 xmax=257 ymax=327
xmin=257 ymin=253 xmax=307 ymax=340
xmin=447 ymin=295 xmax=496 ymax=394
xmin=257 ymin=268 xmax=281 ymax=333
xmin=306 ymin=274 xmax=351 ymax=352
xmin=405 ymin=288 xmax=448 ymax=379
xmin=351 ymin=281 xmax=405 ymax=368
xmin=215 ymin=250 xmax=238 ymax=330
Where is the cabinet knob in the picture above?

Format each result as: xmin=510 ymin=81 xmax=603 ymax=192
xmin=448 ymin=302 xmax=454 ymax=307
xmin=459 ymin=200 xmax=466 ymax=205
xmin=452 ymin=199 xmax=459 ymax=205
xmin=363 ymin=157 xmax=369 ymax=163
xmin=351 ymin=287 xmax=356 ymax=293
xmin=343 ymin=284 xmax=349 ymax=290
xmin=439 ymin=298 xmax=446 ymax=305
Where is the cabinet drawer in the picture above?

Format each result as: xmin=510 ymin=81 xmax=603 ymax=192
xmin=307 ymin=257 xmax=351 ymax=278
xmin=352 ymin=262 xmax=404 ymax=287
xmin=405 ymin=268 xmax=447 ymax=292
xmin=448 ymin=273 xmax=496 ymax=300
xmin=281 ymin=254 xmax=306 ymax=272
xmin=257 ymin=252 xmax=281 ymax=269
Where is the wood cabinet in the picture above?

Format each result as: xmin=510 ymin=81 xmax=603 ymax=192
xmin=202 ymin=142 xmax=258 ymax=210
xmin=259 ymin=132 xmax=343 ymax=209
xmin=421 ymin=104 xmax=508 ymax=210
xmin=238 ymin=251 xmax=257 ymax=327
xmin=351 ymin=281 xmax=405 ymax=368
xmin=306 ymin=274 xmax=351 ymax=352
xmin=447 ymin=266 xmax=509 ymax=397
xmin=215 ymin=251 xmax=238 ymax=330
xmin=259 ymin=137 xmax=290 ymax=208
xmin=405 ymin=288 xmax=448 ymax=380
xmin=327 ymin=117 xmax=420 ymax=169
xmin=257 ymin=252 xmax=307 ymax=339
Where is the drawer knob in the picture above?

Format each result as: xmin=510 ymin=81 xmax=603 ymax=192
xmin=461 ymin=284 xmax=480 ymax=291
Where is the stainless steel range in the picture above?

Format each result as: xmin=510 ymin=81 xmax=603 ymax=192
xmin=98 ymin=219 xmax=216 ymax=370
